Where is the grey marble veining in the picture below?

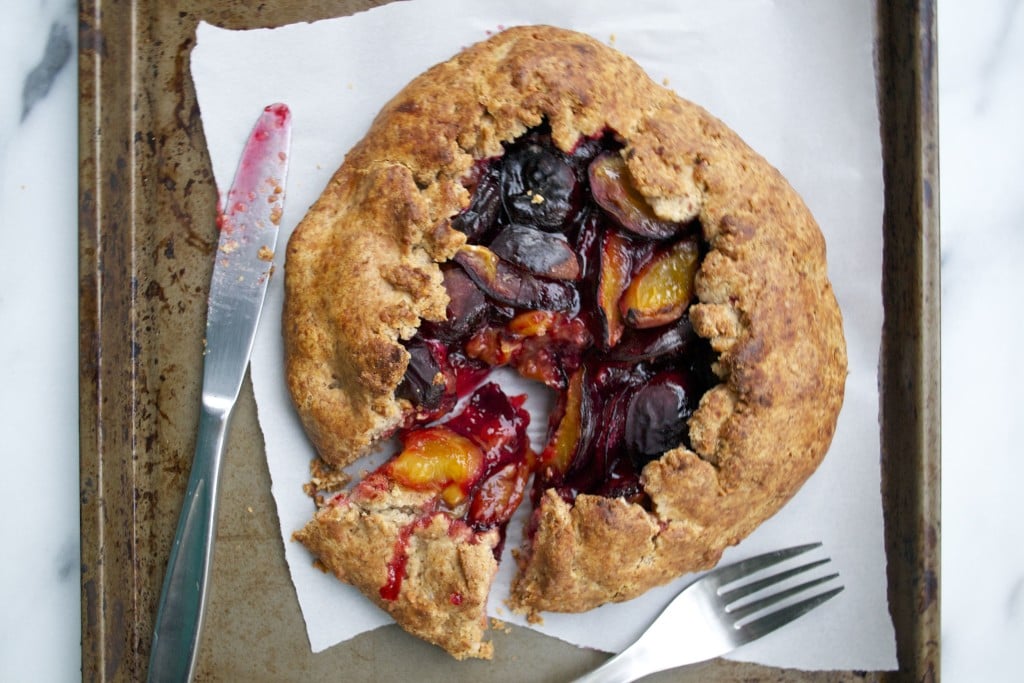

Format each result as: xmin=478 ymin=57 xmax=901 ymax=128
xmin=0 ymin=1 xmax=80 ymax=682
xmin=0 ymin=1 xmax=1021 ymax=680
xmin=21 ymin=22 xmax=73 ymax=122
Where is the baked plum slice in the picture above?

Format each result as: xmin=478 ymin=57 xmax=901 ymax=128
xmin=454 ymin=245 xmax=578 ymax=312
xmin=388 ymin=383 xmax=531 ymax=513
xmin=395 ymin=339 xmax=449 ymax=410
xmin=624 ymin=370 xmax=697 ymax=457
xmin=501 ymin=142 xmax=579 ymax=231
xmin=418 ymin=265 xmax=490 ymax=343
xmin=537 ymin=368 xmax=595 ymax=480
xmin=387 ymin=426 xmax=486 ymax=509
xmin=605 ymin=315 xmax=698 ymax=364
xmin=467 ymin=460 xmax=532 ymax=532
xmin=589 ymin=152 xmax=688 ymax=240
xmin=451 ymin=163 xmax=502 ymax=242
xmin=397 ymin=339 xmax=490 ymax=426
xmin=620 ymin=237 xmax=701 ymax=328
xmin=489 ymin=224 xmax=581 ymax=280
xmin=595 ymin=231 xmax=632 ymax=349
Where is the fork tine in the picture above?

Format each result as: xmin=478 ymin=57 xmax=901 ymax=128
xmin=720 ymin=558 xmax=832 ymax=604
xmin=710 ymin=542 xmax=822 ymax=587
xmin=726 ymin=572 xmax=840 ymax=622
xmin=737 ymin=585 xmax=845 ymax=642
xmin=573 ymin=545 xmax=843 ymax=683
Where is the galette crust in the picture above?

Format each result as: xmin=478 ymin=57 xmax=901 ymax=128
xmin=293 ymin=474 xmax=500 ymax=660
xmin=285 ymin=24 xmax=846 ymax=630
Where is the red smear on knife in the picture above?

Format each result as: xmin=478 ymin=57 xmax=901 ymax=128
xmin=264 ymin=102 xmax=290 ymax=127
xmin=216 ymin=104 xmax=290 ymax=231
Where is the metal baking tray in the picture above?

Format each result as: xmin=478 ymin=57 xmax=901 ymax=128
xmin=79 ymin=1 xmax=939 ymax=680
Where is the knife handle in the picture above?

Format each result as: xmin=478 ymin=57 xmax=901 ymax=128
xmin=147 ymin=402 xmax=230 ymax=683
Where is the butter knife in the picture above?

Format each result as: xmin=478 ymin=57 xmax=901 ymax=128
xmin=148 ymin=104 xmax=292 ymax=683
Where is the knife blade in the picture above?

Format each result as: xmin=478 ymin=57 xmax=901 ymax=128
xmin=147 ymin=104 xmax=292 ymax=683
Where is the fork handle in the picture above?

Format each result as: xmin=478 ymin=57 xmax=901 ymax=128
xmin=574 ymin=641 xmax=663 ymax=683
xmin=147 ymin=404 xmax=230 ymax=683
xmin=573 ymin=652 xmax=635 ymax=683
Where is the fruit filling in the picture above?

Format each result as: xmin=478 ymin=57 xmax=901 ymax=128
xmin=366 ymin=382 xmax=532 ymax=601
xmin=386 ymin=382 xmax=532 ymax=522
xmin=399 ymin=124 xmax=718 ymax=512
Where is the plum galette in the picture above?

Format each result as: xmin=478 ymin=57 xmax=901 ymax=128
xmin=286 ymin=25 xmax=847 ymax=659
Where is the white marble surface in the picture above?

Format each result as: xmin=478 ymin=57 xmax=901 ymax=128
xmin=0 ymin=1 xmax=80 ymax=682
xmin=938 ymin=2 xmax=1024 ymax=681
xmin=0 ymin=1 xmax=1020 ymax=680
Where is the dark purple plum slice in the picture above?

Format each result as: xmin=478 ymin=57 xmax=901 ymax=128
xmin=537 ymin=368 xmax=595 ymax=482
xmin=589 ymin=152 xmax=687 ymax=240
xmin=564 ymin=386 xmax=631 ymax=494
xmin=591 ymin=458 xmax=644 ymax=503
xmin=595 ymin=229 xmax=632 ymax=349
xmin=396 ymin=340 xmax=448 ymax=410
xmin=454 ymin=245 xmax=578 ymax=312
xmin=501 ymin=143 xmax=579 ymax=231
xmin=489 ymin=224 xmax=581 ymax=280
xmin=624 ymin=370 xmax=694 ymax=456
xmin=451 ymin=164 xmax=502 ymax=242
xmin=419 ymin=265 xmax=489 ymax=343
xmin=604 ymin=315 xmax=698 ymax=363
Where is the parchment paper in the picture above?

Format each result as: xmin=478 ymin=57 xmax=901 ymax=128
xmin=192 ymin=0 xmax=897 ymax=670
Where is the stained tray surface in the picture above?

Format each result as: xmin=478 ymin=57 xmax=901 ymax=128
xmin=78 ymin=1 xmax=939 ymax=681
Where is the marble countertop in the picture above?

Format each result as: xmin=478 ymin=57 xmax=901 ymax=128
xmin=0 ymin=1 xmax=1019 ymax=680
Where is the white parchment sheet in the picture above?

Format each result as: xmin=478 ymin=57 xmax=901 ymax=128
xmin=192 ymin=0 xmax=897 ymax=671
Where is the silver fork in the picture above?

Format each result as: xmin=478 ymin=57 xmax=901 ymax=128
xmin=574 ymin=543 xmax=844 ymax=683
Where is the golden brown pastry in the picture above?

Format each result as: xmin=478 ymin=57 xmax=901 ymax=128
xmin=294 ymin=474 xmax=501 ymax=660
xmin=286 ymin=24 xmax=846 ymax=656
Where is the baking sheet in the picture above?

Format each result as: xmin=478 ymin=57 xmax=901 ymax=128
xmin=78 ymin=0 xmax=939 ymax=680
xmin=192 ymin=0 xmax=893 ymax=670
